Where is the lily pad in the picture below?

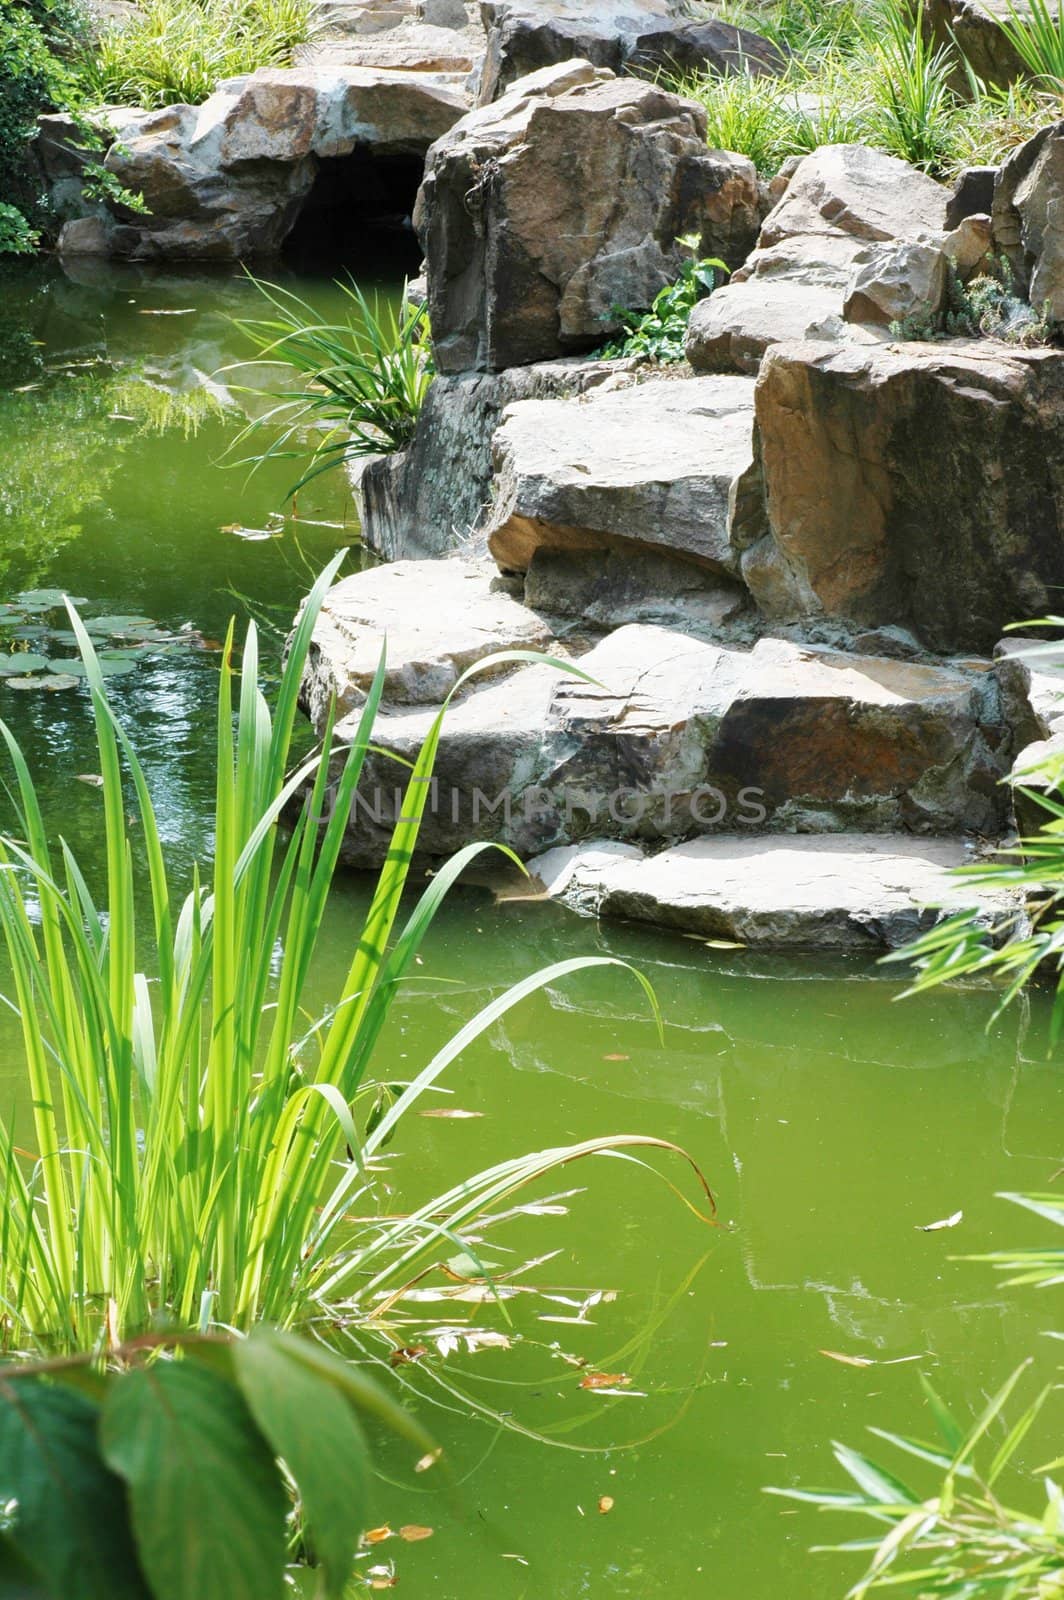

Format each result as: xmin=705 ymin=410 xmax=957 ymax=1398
xmin=87 ymin=616 xmax=155 ymax=634
xmin=47 ymin=657 xmax=137 ymax=678
xmin=7 ymin=674 xmax=79 ymax=692
xmin=0 ymin=653 xmax=49 ymax=677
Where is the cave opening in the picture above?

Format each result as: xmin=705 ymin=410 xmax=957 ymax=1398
xmin=282 ymin=148 xmax=426 ymax=277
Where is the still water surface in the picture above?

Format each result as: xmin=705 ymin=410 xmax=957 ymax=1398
xmin=0 ymin=259 xmax=1061 ymax=1599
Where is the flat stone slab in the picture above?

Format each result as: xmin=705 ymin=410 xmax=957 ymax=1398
xmin=303 ymin=557 xmax=555 ymax=720
xmin=304 ymin=593 xmax=1023 ymax=862
xmin=528 ymin=834 xmax=1021 ymax=950
xmin=486 ymin=375 xmax=756 ymax=574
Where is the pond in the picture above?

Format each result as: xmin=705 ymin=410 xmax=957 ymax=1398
xmin=1 ymin=257 xmax=1061 ymax=1600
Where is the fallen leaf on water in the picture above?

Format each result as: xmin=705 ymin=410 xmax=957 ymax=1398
xmin=820 ymin=1349 xmax=875 ymax=1368
xmin=919 ymin=1210 xmax=963 ymax=1232
xmin=580 ymin=1373 xmax=631 ymax=1390
xmin=415 ymin=1448 xmax=442 ymax=1474
xmin=389 ymin=1344 xmax=429 ymax=1367
xmin=418 ymin=1108 xmax=484 ymax=1119
xmin=399 ymin=1526 xmax=434 ymax=1543
xmin=367 ymin=1565 xmax=397 ymax=1589
xmin=137 ymin=307 xmax=196 ymax=316
xmin=602 ymin=1053 xmax=629 ymax=1062
xmin=598 ymin=1496 xmax=615 ymax=1515
xmin=77 ymin=774 xmax=105 ymax=788
xmin=363 ymin=1527 xmax=393 ymax=1546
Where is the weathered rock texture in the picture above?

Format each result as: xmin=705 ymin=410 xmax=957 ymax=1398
xmin=417 ymin=60 xmax=763 ymax=372
xmin=925 ymin=0 xmax=1062 ymax=87
xmin=476 ymin=0 xmax=784 ymax=102
xmin=485 ymin=375 xmax=756 ymax=575
xmin=992 ymin=121 xmax=1064 ymax=328
xmin=48 ymin=65 xmax=467 ymax=259
xmin=355 ymin=356 xmax=634 ymax=561
xmin=686 ymin=144 xmax=949 ymax=372
xmin=303 ymin=566 xmax=1022 ymax=864
xmin=747 ymin=339 xmax=1064 ymax=653
xmin=527 ymin=834 xmax=1020 ymax=949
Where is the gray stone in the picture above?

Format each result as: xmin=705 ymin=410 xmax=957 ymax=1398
xmin=302 ymin=555 xmax=555 ymax=726
xmin=522 ymin=547 xmax=751 ymax=633
xmin=992 ymin=120 xmax=1064 ymax=328
xmin=51 ymin=63 xmax=469 ymax=259
xmin=355 ymin=356 xmax=634 ymax=561
xmin=687 ymin=144 xmax=949 ymax=371
xmin=529 ymin=834 xmax=1021 ymax=950
xmin=925 ymin=0 xmax=1061 ymax=87
xmin=946 ymin=165 xmax=997 ymax=229
xmin=416 ymin=61 xmax=762 ymax=372
xmin=305 ymin=593 xmax=1023 ymax=863
xmin=485 ymin=375 xmax=756 ymax=575
xmin=749 ymin=338 xmax=1064 ymax=653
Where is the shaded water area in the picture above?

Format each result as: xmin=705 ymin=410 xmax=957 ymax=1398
xmin=1 ymin=259 xmax=1062 ymax=1599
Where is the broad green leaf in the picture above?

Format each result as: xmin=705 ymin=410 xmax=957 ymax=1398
xmin=0 ymin=1530 xmax=51 ymax=1599
xmin=234 ymin=1329 xmax=370 ymax=1597
xmin=100 ymin=1362 xmax=287 ymax=1600
xmin=0 ymin=1379 xmax=150 ymax=1600
xmin=0 ymin=657 xmax=47 ymax=678
xmin=831 ymin=1443 xmax=917 ymax=1506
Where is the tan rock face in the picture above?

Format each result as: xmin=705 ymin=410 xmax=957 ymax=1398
xmin=749 ymin=338 xmax=1064 ymax=652
xmin=993 ymin=120 xmax=1064 ymax=328
xmin=484 ymin=375 xmax=757 ymax=575
xmin=687 ymin=144 xmax=949 ymax=372
xmin=417 ymin=61 xmax=762 ymax=372
xmin=925 ymin=0 xmax=1062 ymax=86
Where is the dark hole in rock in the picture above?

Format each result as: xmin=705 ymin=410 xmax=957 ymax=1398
xmin=283 ymin=149 xmax=425 ymax=276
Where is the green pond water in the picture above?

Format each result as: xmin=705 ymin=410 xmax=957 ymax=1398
xmin=1 ymin=258 xmax=1063 ymax=1600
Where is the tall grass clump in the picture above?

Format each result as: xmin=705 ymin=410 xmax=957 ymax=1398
xmin=676 ymin=0 xmax=1058 ymax=179
xmin=77 ymin=0 xmax=313 ymax=110
xmin=0 ymin=556 xmax=711 ymax=1354
xmin=229 ymin=276 xmax=433 ymax=493
xmin=998 ymin=0 xmax=1064 ymax=88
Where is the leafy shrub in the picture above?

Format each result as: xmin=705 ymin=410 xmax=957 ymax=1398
xmin=230 ymin=277 xmax=434 ymax=491
xmin=0 ymin=1325 xmax=434 ymax=1600
xmin=0 ymin=563 xmax=710 ymax=1352
xmin=77 ymin=0 xmax=314 ymax=110
xmin=889 ymin=255 xmax=1055 ymax=344
xmin=0 ymin=2 xmax=70 ymax=252
xmin=602 ymin=255 xmax=728 ymax=361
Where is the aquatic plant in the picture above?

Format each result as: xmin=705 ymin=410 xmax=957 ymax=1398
xmin=0 ymin=555 xmax=710 ymax=1353
xmin=229 ymin=277 xmax=433 ymax=493
xmin=75 ymin=0 xmax=314 ymax=110
xmin=0 ymin=1325 xmax=434 ymax=1600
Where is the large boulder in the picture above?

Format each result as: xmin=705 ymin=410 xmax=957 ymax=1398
xmin=484 ymin=374 xmax=757 ymax=575
xmin=686 ymin=144 xmax=949 ymax=372
xmin=746 ymin=338 xmax=1064 ymax=653
xmin=925 ymin=0 xmax=1061 ymax=87
xmin=992 ymin=121 xmax=1064 ymax=329
xmin=355 ymin=355 xmax=634 ymax=561
xmin=416 ymin=59 xmax=762 ymax=372
xmin=476 ymin=0 xmax=784 ymax=102
xmin=302 ymin=567 xmax=1023 ymax=863
xmin=52 ymin=64 xmax=467 ymax=259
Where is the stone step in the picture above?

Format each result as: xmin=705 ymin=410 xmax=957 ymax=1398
xmin=486 ymin=375 xmax=758 ymax=577
xmin=303 ymin=561 xmax=1026 ymax=866
xmin=525 ymin=834 xmax=1021 ymax=952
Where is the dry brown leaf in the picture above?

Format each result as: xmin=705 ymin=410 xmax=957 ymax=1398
xmin=415 ymin=1448 xmax=442 ymax=1474
xmin=598 ymin=1496 xmax=615 ymax=1515
xmin=602 ymin=1053 xmax=629 ymax=1062
xmin=417 ymin=1109 xmax=484 ymax=1119
xmin=580 ymin=1372 xmax=631 ymax=1390
xmin=820 ymin=1349 xmax=875 ymax=1368
xmin=364 ymin=1526 xmax=393 ymax=1545
xmin=399 ymin=1525 xmax=434 ymax=1542
xmin=389 ymin=1344 xmax=429 ymax=1367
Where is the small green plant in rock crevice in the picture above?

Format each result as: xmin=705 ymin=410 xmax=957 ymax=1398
xmin=889 ymin=255 xmax=1056 ymax=345
xmin=601 ymin=254 xmax=728 ymax=363
xmin=229 ymin=277 xmax=434 ymax=494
